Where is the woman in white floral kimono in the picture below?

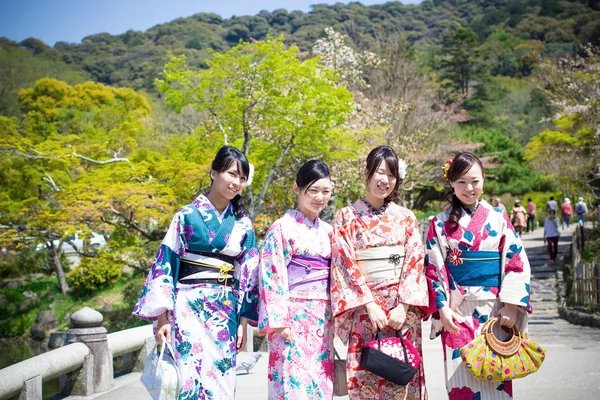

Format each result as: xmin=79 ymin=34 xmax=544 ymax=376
xmin=133 ymin=146 xmax=259 ymax=400
xmin=258 ymin=160 xmax=335 ymax=399
xmin=425 ymin=152 xmax=532 ymax=400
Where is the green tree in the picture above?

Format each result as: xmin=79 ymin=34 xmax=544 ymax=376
xmin=0 ymin=78 xmax=178 ymax=294
xmin=156 ymin=35 xmax=354 ymax=219
xmin=440 ymin=28 xmax=484 ymax=94
xmin=526 ymin=45 xmax=600 ymax=195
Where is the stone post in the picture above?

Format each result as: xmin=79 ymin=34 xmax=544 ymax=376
xmin=65 ymin=307 xmax=113 ymax=394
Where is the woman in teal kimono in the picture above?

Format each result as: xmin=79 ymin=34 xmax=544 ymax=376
xmin=133 ymin=146 xmax=259 ymax=400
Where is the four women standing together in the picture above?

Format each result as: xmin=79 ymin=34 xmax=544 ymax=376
xmin=134 ymin=145 xmax=533 ymax=400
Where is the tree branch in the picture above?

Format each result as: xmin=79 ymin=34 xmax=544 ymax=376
xmin=72 ymin=151 xmax=132 ymax=165
xmin=252 ymin=131 xmax=297 ymax=219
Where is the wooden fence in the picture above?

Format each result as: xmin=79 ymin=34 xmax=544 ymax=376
xmin=570 ymin=225 xmax=600 ymax=310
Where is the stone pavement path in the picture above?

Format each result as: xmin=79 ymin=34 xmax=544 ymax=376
xmin=83 ymin=225 xmax=600 ymax=400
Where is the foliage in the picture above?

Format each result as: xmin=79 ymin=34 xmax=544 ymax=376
xmin=0 ymin=41 xmax=88 ymax=117
xmin=157 ymin=35 xmax=354 ymax=219
xmin=67 ymin=251 xmax=122 ymax=294
xmin=526 ymin=45 xmax=600 ymax=196
xmin=440 ymin=28 xmax=485 ymax=94
xmin=2 ymin=0 xmax=599 ymax=94
xmin=0 ymin=78 xmax=187 ymax=294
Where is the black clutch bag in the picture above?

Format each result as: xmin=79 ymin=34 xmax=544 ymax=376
xmin=359 ymin=330 xmax=418 ymax=386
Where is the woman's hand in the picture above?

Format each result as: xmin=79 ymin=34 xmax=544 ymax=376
xmin=366 ymin=302 xmax=388 ymax=332
xmin=155 ymin=312 xmax=171 ymax=344
xmin=439 ymin=306 xmax=463 ymax=334
xmin=273 ymin=327 xmax=291 ymax=341
xmin=387 ymin=303 xmax=408 ymax=330
xmin=497 ymin=303 xmax=518 ymax=328
xmin=236 ymin=317 xmax=248 ymax=354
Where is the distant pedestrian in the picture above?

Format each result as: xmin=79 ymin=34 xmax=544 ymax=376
xmin=561 ymin=198 xmax=572 ymax=229
xmin=546 ymin=196 xmax=558 ymax=214
xmin=527 ymin=198 xmax=536 ymax=232
xmin=576 ymin=197 xmax=588 ymax=227
xmin=493 ymin=197 xmax=506 ymax=213
xmin=511 ymin=199 xmax=527 ymax=236
xmin=544 ymin=210 xmax=560 ymax=262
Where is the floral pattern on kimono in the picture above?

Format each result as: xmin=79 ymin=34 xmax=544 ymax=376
xmin=258 ymin=209 xmax=334 ymax=400
xmin=133 ymin=195 xmax=259 ymax=400
xmin=331 ymin=199 xmax=428 ymax=400
xmin=425 ymin=200 xmax=531 ymax=400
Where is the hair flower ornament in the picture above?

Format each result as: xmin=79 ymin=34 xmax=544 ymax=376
xmin=443 ymin=158 xmax=454 ymax=181
xmin=398 ymin=158 xmax=408 ymax=180
xmin=245 ymin=163 xmax=254 ymax=187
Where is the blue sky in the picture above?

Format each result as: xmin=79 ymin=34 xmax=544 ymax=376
xmin=0 ymin=0 xmax=421 ymax=46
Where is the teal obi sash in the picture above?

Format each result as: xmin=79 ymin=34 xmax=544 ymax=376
xmin=445 ymin=250 xmax=501 ymax=287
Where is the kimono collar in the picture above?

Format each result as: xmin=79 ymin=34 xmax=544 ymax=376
xmin=461 ymin=202 xmax=479 ymax=218
xmin=355 ymin=198 xmax=389 ymax=216
xmin=195 ymin=194 xmax=232 ymax=222
xmin=287 ymin=209 xmax=321 ymax=229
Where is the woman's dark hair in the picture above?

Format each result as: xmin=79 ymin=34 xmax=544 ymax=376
xmin=365 ymin=145 xmax=402 ymax=204
xmin=210 ymin=146 xmax=249 ymax=219
xmin=445 ymin=152 xmax=484 ymax=232
xmin=296 ymin=160 xmax=330 ymax=193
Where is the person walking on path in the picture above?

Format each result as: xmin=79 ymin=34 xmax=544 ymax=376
xmin=560 ymin=198 xmax=572 ymax=230
xmin=544 ymin=210 xmax=560 ymax=262
xmin=493 ymin=197 xmax=506 ymax=213
xmin=546 ymin=196 xmax=558 ymax=214
xmin=576 ymin=197 xmax=588 ymax=227
xmin=527 ymin=198 xmax=536 ymax=232
xmin=425 ymin=152 xmax=532 ymax=400
xmin=511 ymin=199 xmax=527 ymax=236
xmin=258 ymin=160 xmax=335 ymax=399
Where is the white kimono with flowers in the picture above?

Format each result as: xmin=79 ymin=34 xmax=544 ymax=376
xmin=425 ymin=200 xmax=531 ymax=400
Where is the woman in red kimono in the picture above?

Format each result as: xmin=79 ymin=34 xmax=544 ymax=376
xmin=331 ymin=145 xmax=429 ymax=399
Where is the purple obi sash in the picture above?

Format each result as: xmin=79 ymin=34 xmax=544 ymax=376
xmin=287 ymin=255 xmax=330 ymax=292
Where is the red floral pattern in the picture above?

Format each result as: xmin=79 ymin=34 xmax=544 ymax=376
xmin=448 ymin=248 xmax=463 ymax=266
xmin=449 ymin=386 xmax=478 ymax=400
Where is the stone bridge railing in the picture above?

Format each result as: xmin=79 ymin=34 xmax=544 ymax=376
xmin=0 ymin=307 xmax=154 ymax=399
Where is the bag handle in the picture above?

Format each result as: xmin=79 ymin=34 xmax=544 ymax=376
xmin=154 ymin=341 xmax=177 ymax=376
xmin=483 ymin=317 xmax=521 ymax=357
xmin=375 ymin=329 xmax=411 ymax=364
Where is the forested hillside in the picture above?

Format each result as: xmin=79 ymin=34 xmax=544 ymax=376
xmin=1 ymin=0 xmax=599 ymax=97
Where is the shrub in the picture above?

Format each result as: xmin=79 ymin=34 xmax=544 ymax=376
xmin=67 ymin=253 xmax=121 ymax=294
xmin=122 ymin=277 xmax=145 ymax=307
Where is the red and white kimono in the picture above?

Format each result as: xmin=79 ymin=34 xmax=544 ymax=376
xmin=331 ymin=199 xmax=428 ymax=400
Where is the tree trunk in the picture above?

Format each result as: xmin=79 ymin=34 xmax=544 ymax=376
xmin=49 ymin=243 xmax=69 ymax=295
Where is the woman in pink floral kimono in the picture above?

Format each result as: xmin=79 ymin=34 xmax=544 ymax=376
xmin=331 ymin=146 xmax=429 ymax=400
xmin=258 ymin=160 xmax=335 ymax=399
xmin=425 ymin=152 xmax=532 ymax=400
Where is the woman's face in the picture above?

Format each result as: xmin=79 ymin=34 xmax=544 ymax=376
xmin=295 ymin=177 xmax=332 ymax=217
xmin=366 ymin=160 xmax=397 ymax=201
xmin=450 ymin=163 xmax=484 ymax=208
xmin=211 ymin=162 xmax=247 ymax=200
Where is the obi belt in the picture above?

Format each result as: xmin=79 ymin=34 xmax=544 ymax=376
xmin=287 ymin=255 xmax=330 ymax=292
xmin=445 ymin=249 xmax=501 ymax=287
xmin=356 ymin=245 xmax=405 ymax=282
xmin=177 ymin=251 xmax=235 ymax=287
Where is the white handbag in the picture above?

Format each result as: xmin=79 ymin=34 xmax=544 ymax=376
xmin=141 ymin=341 xmax=181 ymax=400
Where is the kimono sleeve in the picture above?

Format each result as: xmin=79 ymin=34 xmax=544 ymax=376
xmin=424 ymin=218 xmax=450 ymax=316
xmin=258 ymin=222 xmax=292 ymax=334
xmin=397 ymin=210 xmax=428 ymax=309
xmin=237 ymin=218 xmax=260 ymax=325
xmin=331 ymin=209 xmax=374 ymax=344
xmin=499 ymin=213 xmax=532 ymax=312
xmin=132 ymin=212 xmax=185 ymax=321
